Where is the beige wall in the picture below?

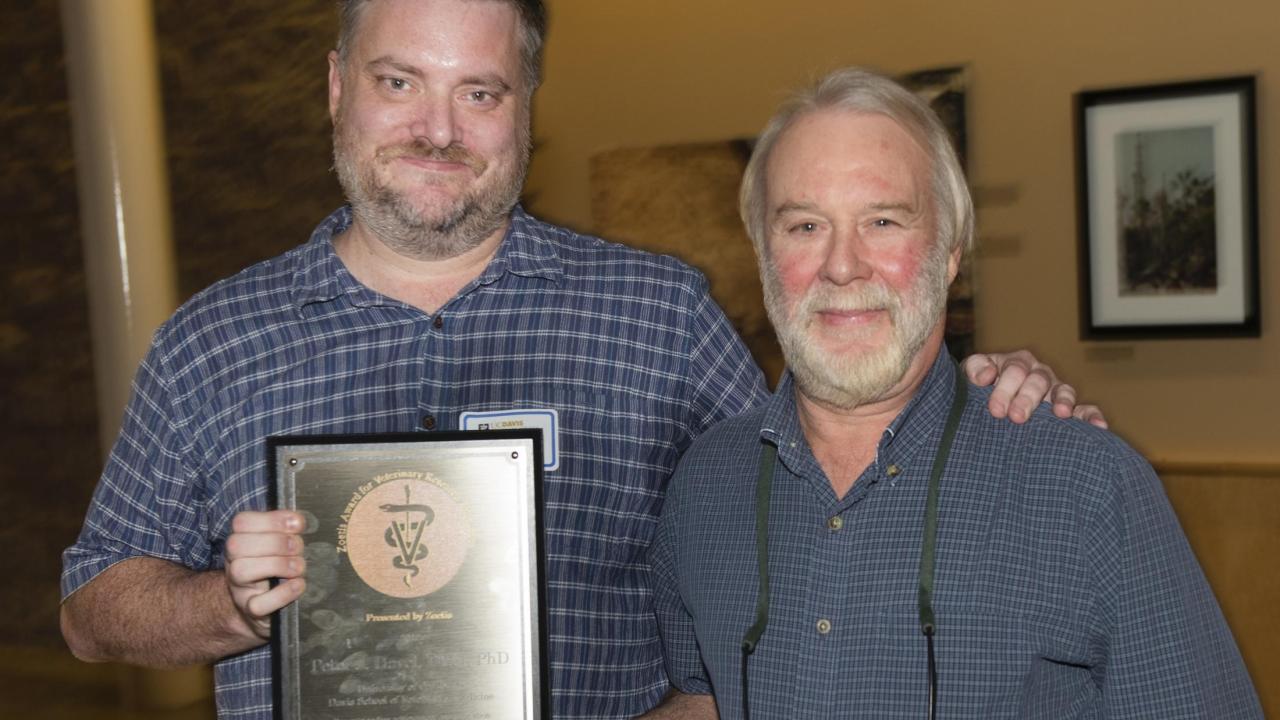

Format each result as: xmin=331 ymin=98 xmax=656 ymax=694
xmin=1164 ymin=467 xmax=1280 ymax=713
xmin=526 ymin=0 xmax=1277 ymax=464
xmin=524 ymin=0 xmax=1278 ymax=711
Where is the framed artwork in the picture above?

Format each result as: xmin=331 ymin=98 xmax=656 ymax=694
xmin=1075 ymin=76 xmax=1259 ymax=339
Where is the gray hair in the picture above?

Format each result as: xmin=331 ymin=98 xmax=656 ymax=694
xmin=739 ymin=67 xmax=973 ymax=258
xmin=335 ymin=0 xmax=548 ymax=94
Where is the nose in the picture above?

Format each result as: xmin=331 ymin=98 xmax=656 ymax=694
xmin=819 ymin=224 xmax=871 ymax=286
xmin=410 ymin=95 xmax=458 ymax=149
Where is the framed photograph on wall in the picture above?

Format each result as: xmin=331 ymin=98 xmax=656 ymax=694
xmin=1074 ymin=76 xmax=1259 ymax=339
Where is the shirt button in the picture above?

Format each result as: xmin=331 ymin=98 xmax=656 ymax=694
xmin=433 ymin=315 xmax=444 ymax=329
xmin=816 ymin=618 xmax=832 ymax=635
xmin=827 ymin=516 xmax=844 ymax=531
xmin=886 ymin=464 xmax=902 ymax=478
xmin=420 ymin=414 xmax=437 ymax=430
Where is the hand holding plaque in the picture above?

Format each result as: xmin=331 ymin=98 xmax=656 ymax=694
xmin=225 ymin=510 xmax=308 ymax=641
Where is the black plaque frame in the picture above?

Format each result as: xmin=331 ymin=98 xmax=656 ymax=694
xmin=268 ymin=430 xmax=548 ymax=720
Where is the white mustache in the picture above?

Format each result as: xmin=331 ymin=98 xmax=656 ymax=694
xmin=795 ymin=283 xmax=899 ymax=318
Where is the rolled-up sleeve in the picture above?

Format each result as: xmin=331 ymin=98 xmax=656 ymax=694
xmin=61 ymin=332 xmax=208 ymax=599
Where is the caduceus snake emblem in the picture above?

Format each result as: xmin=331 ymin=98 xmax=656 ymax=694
xmin=380 ymin=484 xmax=435 ymax=588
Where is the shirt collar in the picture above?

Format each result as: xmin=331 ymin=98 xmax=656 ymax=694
xmin=474 ymin=205 xmax=564 ymax=286
xmin=289 ymin=205 xmax=563 ymax=308
xmin=289 ymin=206 xmax=355 ymax=308
xmin=759 ymin=347 xmax=960 ymax=480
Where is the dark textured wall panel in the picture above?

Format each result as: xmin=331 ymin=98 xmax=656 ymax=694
xmin=0 ymin=0 xmax=99 ymax=649
xmin=154 ymin=0 xmax=343 ymax=299
xmin=1 ymin=0 xmax=345 ymax=649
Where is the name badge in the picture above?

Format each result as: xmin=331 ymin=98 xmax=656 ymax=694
xmin=460 ymin=409 xmax=560 ymax=471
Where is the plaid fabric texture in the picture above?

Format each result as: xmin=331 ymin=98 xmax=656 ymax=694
xmin=63 ymin=206 xmax=768 ymax=719
xmin=652 ymin=352 xmax=1261 ymax=718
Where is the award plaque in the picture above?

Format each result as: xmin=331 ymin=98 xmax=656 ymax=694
xmin=269 ymin=431 xmax=548 ymax=720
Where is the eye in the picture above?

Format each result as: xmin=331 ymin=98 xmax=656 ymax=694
xmin=380 ymin=76 xmax=410 ymax=92
xmin=465 ymin=89 xmax=502 ymax=108
xmin=789 ymin=221 xmax=819 ymax=234
xmin=872 ymin=218 xmax=897 ymax=228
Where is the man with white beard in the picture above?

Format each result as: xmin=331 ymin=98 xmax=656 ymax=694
xmin=646 ymin=68 xmax=1261 ymax=719
xmin=61 ymin=2 xmax=1104 ymax=717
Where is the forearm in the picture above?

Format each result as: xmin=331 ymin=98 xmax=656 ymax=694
xmin=637 ymin=688 xmax=717 ymax=719
xmin=61 ymin=556 xmax=263 ymax=668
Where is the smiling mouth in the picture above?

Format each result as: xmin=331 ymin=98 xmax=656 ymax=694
xmin=815 ymin=306 xmax=886 ymax=324
xmin=378 ymin=141 xmax=486 ymax=175
xmin=395 ymin=155 xmax=473 ymax=174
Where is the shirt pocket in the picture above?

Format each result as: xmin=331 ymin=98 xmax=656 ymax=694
xmin=877 ymin=604 xmax=1032 ymax=716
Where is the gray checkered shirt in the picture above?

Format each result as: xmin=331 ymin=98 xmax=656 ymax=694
xmin=652 ymin=351 xmax=1261 ymax=718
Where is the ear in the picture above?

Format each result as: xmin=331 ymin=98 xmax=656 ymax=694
xmin=327 ymin=50 xmax=343 ymax=123
xmin=945 ymin=242 xmax=963 ymax=285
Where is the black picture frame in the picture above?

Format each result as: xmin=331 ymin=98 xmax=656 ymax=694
xmin=1075 ymin=76 xmax=1259 ymax=339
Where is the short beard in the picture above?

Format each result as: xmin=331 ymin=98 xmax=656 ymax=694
xmin=763 ymin=244 xmax=950 ymax=411
xmin=332 ymin=119 xmax=530 ymax=261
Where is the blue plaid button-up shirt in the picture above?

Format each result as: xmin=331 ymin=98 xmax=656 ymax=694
xmin=62 ymin=206 xmax=768 ymax=719
xmin=652 ymin=351 xmax=1261 ymax=718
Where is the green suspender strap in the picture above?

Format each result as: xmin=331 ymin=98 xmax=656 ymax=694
xmin=917 ymin=364 xmax=967 ymax=633
xmin=741 ymin=440 xmax=777 ymax=719
xmin=917 ymin=364 xmax=968 ymax=720
xmin=742 ymin=441 xmax=777 ymax=654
